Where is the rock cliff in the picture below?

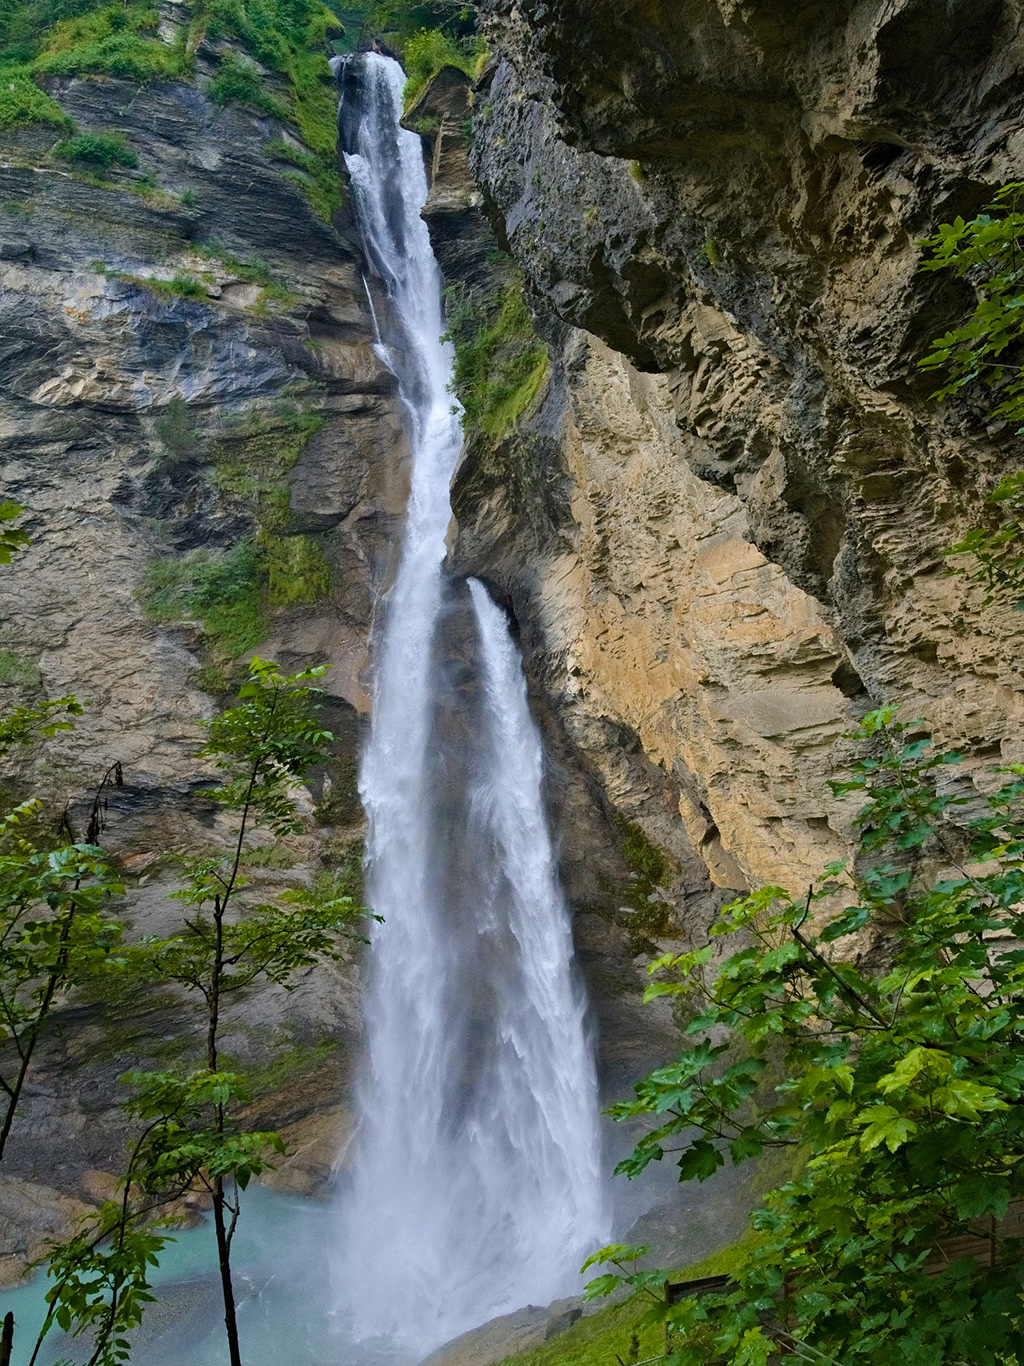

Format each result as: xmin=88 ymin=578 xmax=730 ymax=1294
xmin=0 ymin=9 xmax=401 ymax=1270
xmin=454 ymin=0 xmax=1024 ymax=914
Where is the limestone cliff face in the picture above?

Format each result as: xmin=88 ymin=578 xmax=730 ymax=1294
xmin=453 ymin=0 xmax=1024 ymax=909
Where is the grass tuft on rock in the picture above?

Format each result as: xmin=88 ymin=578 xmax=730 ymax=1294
xmin=209 ymin=51 xmax=288 ymax=118
xmin=0 ymin=69 xmax=70 ymax=129
xmin=54 ymin=129 xmax=137 ymax=167
xmin=0 ymin=648 xmax=41 ymax=687
xmin=445 ymin=275 xmax=550 ymax=443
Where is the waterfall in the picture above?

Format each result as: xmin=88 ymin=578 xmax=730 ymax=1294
xmin=336 ymin=52 xmax=607 ymax=1355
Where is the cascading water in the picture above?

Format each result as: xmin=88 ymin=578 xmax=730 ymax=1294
xmin=337 ymin=52 xmax=607 ymax=1355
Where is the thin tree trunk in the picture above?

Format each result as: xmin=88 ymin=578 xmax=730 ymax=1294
xmin=0 ymin=902 xmax=76 ymax=1162
xmin=212 ymin=1177 xmax=242 ymax=1366
xmin=0 ymin=1310 xmax=14 ymax=1366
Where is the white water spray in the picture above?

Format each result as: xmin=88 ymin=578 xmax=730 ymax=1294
xmin=337 ymin=52 xmax=607 ymax=1355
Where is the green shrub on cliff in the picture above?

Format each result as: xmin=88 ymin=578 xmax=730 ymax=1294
xmin=32 ymin=1 xmax=188 ymax=80
xmin=209 ymin=51 xmax=289 ymax=118
xmin=0 ymin=68 xmax=70 ymax=129
xmin=197 ymin=0 xmax=344 ymax=212
xmin=401 ymin=24 xmax=479 ymax=105
xmin=54 ymin=129 xmax=136 ymax=167
xmin=445 ymin=275 xmax=550 ymax=442
xmin=594 ymin=708 xmax=1024 ymax=1364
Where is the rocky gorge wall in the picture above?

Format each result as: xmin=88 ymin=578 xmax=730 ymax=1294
xmin=449 ymin=0 xmax=1024 ymax=922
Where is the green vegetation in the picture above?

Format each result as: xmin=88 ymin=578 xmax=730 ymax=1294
xmin=594 ymin=708 xmax=1024 ymax=1364
xmin=0 ymin=0 xmax=344 ymax=220
xmin=266 ymin=137 xmax=343 ymax=221
xmin=32 ymin=1 xmax=188 ymax=80
xmin=238 ymin=841 xmax=298 ymax=869
xmin=141 ymin=539 xmax=267 ymax=657
xmin=315 ymin=754 xmax=361 ymax=827
xmin=401 ymin=24 xmax=479 ymax=106
xmin=198 ymin=0 xmax=345 ymax=218
xmin=153 ymin=395 xmax=205 ymax=465
xmin=0 ymin=67 xmax=69 ymax=129
xmin=0 ymin=501 xmax=28 ymax=565
xmin=209 ymin=51 xmax=288 ymax=118
xmin=124 ymin=270 xmax=208 ymax=300
xmin=920 ymin=184 xmax=1024 ymax=609
xmin=211 ymin=402 xmax=325 ymax=500
xmin=945 ymin=468 xmax=1024 ymax=608
xmin=0 ymin=648 xmax=41 ymax=687
xmin=317 ymin=839 xmax=364 ymax=902
xmin=445 ymin=275 xmax=550 ymax=443
xmin=920 ymin=181 xmax=1024 ymax=429
xmin=32 ymin=661 xmax=365 ymax=1366
xmin=140 ymin=401 xmax=332 ymax=657
xmin=493 ymin=1295 xmax=661 ymax=1366
xmin=240 ymin=1035 xmax=341 ymax=1099
xmin=259 ymin=523 xmax=331 ymax=605
xmin=608 ymin=817 xmax=676 ymax=955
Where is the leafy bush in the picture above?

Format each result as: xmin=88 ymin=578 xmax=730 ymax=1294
xmin=0 ymin=69 xmax=70 ymax=129
xmin=54 ymin=130 xmax=137 ymax=167
xmin=445 ymin=276 xmax=550 ymax=441
xmin=402 ymin=25 xmax=477 ymax=103
xmin=208 ymin=52 xmax=288 ymax=118
xmin=946 ymin=468 xmax=1024 ymax=609
xmin=920 ymin=182 xmax=1024 ymax=430
xmin=595 ymin=708 xmax=1024 ymax=1365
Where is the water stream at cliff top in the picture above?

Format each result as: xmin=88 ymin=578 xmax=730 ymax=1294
xmin=335 ymin=51 xmax=607 ymax=1355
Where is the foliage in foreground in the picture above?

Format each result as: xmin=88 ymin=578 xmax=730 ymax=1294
xmin=29 ymin=660 xmax=366 ymax=1366
xmin=919 ymin=182 xmax=1024 ymax=609
xmin=592 ymin=708 xmax=1024 ymax=1364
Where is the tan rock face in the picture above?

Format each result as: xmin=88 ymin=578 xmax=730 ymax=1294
xmin=544 ymin=339 xmax=851 ymax=894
